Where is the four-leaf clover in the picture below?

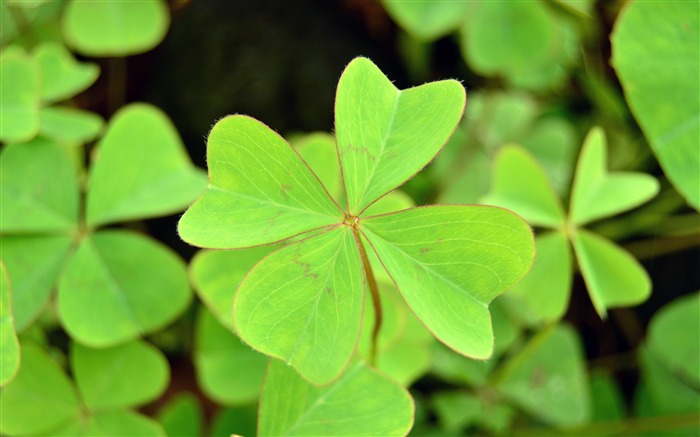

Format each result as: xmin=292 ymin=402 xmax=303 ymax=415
xmin=179 ymin=57 xmax=535 ymax=384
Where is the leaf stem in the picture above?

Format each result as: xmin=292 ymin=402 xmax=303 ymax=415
xmin=351 ymin=225 xmax=382 ymax=367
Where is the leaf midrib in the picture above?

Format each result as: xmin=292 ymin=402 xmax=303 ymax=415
xmin=362 ymin=228 xmax=492 ymax=309
xmin=282 ymin=363 xmax=364 ymax=436
xmin=1 ymin=185 xmax=76 ymax=228
xmin=86 ymin=238 xmax=143 ymax=337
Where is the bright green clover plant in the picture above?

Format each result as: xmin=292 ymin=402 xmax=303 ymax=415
xmin=188 ymin=132 xmax=434 ymax=408
xmin=0 ymin=103 xmax=206 ymax=347
xmin=0 ymin=43 xmax=103 ymax=145
xmin=179 ymin=57 xmax=535 ymax=385
xmin=0 ymin=340 xmax=168 ymax=436
xmin=483 ymin=127 xmax=659 ymax=323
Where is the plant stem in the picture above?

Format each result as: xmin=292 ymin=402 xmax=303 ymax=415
xmin=352 ymin=226 xmax=382 ymax=367
xmin=108 ymin=57 xmax=127 ymax=115
xmin=622 ymin=233 xmax=700 ymax=261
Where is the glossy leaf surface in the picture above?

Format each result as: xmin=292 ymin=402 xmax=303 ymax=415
xmin=572 ymin=229 xmax=651 ymax=317
xmin=1 ymin=138 xmax=79 ymax=233
xmin=1 ymin=235 xmax=73 ymax=331
xmin=39 ymin=106 xmax=104 ymax=144
xmin=87 ymin=104 xmax=207 ymax=227
xmin=33 ymin=42 xmax=99 ymax=102
xmin=72 ymin=340 xmax=169 ymax=410
xmin=194 ymin=308 xmax=266 ymax=405
xmin=259 ymin=360 xmax=414 ymax=436
xmin=497 ymin=325 xmax=590 ymax=427
xmin=0 ymin=48 xmax=40 ymax=143
xmin=0 ymin=262 xmax=19 ymax=386
xmin=363 ymin=205 xmax=534 ymax=359
xmin=612 ymin=1 xmax=700 ymax=209
xmin=234 ymin=227 xmax=364 ymax=384
xmin=569 ymin=128 xmax=659 ymax=225
xmin=58 ymin=230 xmax=191 ymax=346
xmin=179 ymin=115 xmax=341 ymax=248
xmin=335 ymin=57 xmax=465 ymax=214
xmin=482 ymin=145 xmax=566 ymax=228
xmin=0 ymin=344 xmax=80 ymax=435
xmin=62 ymin=0 xmax=170 ymax=56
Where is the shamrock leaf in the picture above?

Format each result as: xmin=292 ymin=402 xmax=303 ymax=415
xmin=0 ymin=138 xmax=79 ymax=233
xmin=0 ymin=47 xmax=40 ymax=144
xmin=495 ymin=324 xmax=590 ymax=427
xmin=0 ymin=341 xmax=168 ymax=436
xmin=62 ymin=0 xmax=170 ymax=57
xmin=1 ymin=105 xmax=203 ymax=346
xmin=258 ymin=360 xmax=414 ymax=436
xmin=33 ymin=42 xmax=99 ymax=103
xmin=178 ymin=116 xmax=343 ymax=249
xmin=569 ymin=127 xmax=659 ymax=225
xmin=0 ymin=262 xmax=20 ymax=387
xmin=612 ymin=1 xmax=699 ymax=210
xmin=179 ymin=57 xmax=535 ymax=384
xmin=194 ymin=307 xmax=267 ymax=405
xmin=86 ymin=104 xmax=207 ymax=227
xmin=483 ymin=127 xmax=657 ymax=321
xmin=234 ymin=227 xmax=364 ymax=383
xmin=335 ymin=57 xmax=465 ymax=215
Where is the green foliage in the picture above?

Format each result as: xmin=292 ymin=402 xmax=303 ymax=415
xmin=646 ymin=292 xmax=700 ymax=387
xmin=1 ymin=104 xmax=204 ymax=346
xmin=384 ymin=1 xmax=580 ymax=90
xmin=194 ymin=308 xmax=266 ymax=405
xmin=495 ymin=325 xmax=590 ymax=427
xmin=2 ymin=2 xmax=699 ymax=436
xmin=334 ymin=58 xmax=465 ymax=214
xmin=156 ymin=393 xmax=205 ymax=437
xmin=483 ymin=128 xmax=658 ymax=321
xmin=62 ymin=0 xmax=170 ymax=56
xmin=180 ymin=57 xmax=535 ymax=385
xmin=612 ymin=1 xmax=700 ymax=210
xmin=0 ymin=342 xmax=167 ymax=436
xmin=0 ymin=48 xmax=40 ymax=143
xmin=0 ymin=262 xmax=19 ymax=387
xmin=258 ymin=360 xmax=414 ymax=436
xmin=34 ymin=42 xmax=99 ymax=103
xmin=71 ymin=339 xmax=169 ymax=410
xmin=0 ymin=43 xmax=103 ymax=146
xmin=87 ymin=104 xmax=207 ymax=226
